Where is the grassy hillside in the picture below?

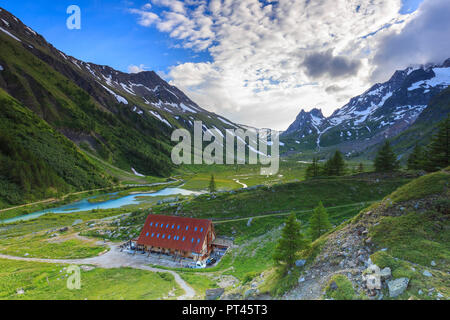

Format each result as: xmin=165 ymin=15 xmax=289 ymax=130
xmin=0 ymin=32 xmax=173 ymax=177
xmin=270 ymin=168 xmax=450 ymax=300
xmin=0 ymin=259 xmax=181 ymax=300
xmin=153 ymin=172 xmax=412 ymax=221
xmin=0 ymin=88 xmax=111 ymax=208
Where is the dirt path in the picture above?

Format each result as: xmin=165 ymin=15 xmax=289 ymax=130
xmin=233 ymin=179 xmax=248 ymax=189
xmin=283 ymin=268 xmax=362 ymax=300
xmin=214 ymin=201 xmax=375 ymax=224
xmin=0 ymin=243 xmax=195 ymax=300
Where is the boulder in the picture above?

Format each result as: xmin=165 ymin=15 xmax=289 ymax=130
xmin=423 ymin=270 xmax=433 ymax=277
xmin=221 ymin=293 xmax=242 ymax=300
xmin=388 ymin=278 xmax=409 ymax=298
xmin=365 ymin=274 xmax=382 ymax=290
xmin=329 ymin=281 xmax=338 ymax=290
xmin=366 ymin=264 xmax=380 ymax=275
xmin=205 ymin=288 xmax=225 ymax=300
xmin=244 ymin=289 xmax=257 ymax=299
xmin=379 ymin=267 xmax=392 ymax=280
xmin=295 ymin=259 xmax=306 ymax=267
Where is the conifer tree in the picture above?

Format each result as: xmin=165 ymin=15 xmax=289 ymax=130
xmin=374 ymin=140 xmax=399 ymax=172
xmin=309 ymin=201 xmax=332 ymax=240
xmin=273 ymin=213 xmax=309 ymax=270
xmin=305 ymin=157 xmax=320 ymax=179
xmin=208 ymin=174 xmax=217 ymax=193
xmin=407 ymin=143 xmax=425 ymax=170
xmin=323 ymin=151 xmax=346 ymax=176
xmin=425 ymin=116 xmax=450 ymax=171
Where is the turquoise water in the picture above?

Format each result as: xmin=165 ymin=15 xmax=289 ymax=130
xmin=1 ymin=188 xmax=200 ymax=224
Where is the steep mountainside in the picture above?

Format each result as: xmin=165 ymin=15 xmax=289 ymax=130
xmin=281 ymin=168 xmax=450 ymax=300
xmin=282 ymin=60 xmax=450 ymax=159
xmin=0 ymin=88 xmax=110 ymax=207
xmin=0 ymin=7 xmax=243 ymax=178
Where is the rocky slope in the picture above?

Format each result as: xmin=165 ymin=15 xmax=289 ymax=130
xmin=281 ymin=169 xmax=450 ymax=300
xmin=282 ymin=60 xmax=450 ymax=159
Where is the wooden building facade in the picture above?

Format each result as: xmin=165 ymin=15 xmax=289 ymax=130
xmin=135 ymin=214 xmax=216 ymax=261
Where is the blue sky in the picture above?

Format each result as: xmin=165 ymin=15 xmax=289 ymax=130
xmin=0 ymin=0 xmax=212 ymax=73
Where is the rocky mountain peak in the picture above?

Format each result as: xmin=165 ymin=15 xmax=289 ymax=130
xmin=283 ymin=108 xmax=325 ymax=136
xmin=282 ymin=58 xmax=450 ymax=154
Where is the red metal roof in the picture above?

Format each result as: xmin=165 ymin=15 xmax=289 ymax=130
xmin=136 ymin=214 xmax=213 ymax=253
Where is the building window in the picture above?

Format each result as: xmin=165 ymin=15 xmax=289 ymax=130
xmin=162 ymin=234 xmax=165 ymax=239
xmin=151 ymin=233 xmax=154 ymax=237
xmin=168 ymin=235 xmax=171 ymax=239
xmin=150 ymin=222 xmax=153 ymax=227
xmin=186 ymin=226 xmax=189 ymax=231
xmin=166 ymin=224 xmax=169 ymax=228
xmin=157 ymin=234 xmax=160 ymax=238
xmin=191 ymin=238 xmax=194 ymax=243
xmin=197 ymin=238 xmax=200 ymax=243
xmin=155 ymin=223 xmax=158 ymax=227
xmin=200 ymin=227 xmax=204 ymax=232
xmin=194 ymin=227 xmax=198 ymax=232
xmin=146 ymin=232 xmax=149 ymax=237
xmin=182 ymin=237 xmax=185 ymax=241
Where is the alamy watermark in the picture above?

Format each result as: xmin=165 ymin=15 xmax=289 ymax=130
xmin=66 ymin=265 xmax=81 ymax=290
xmin=171 ymin=121 xmax=280 ymax=175
xmin=66 ymin=5 xmax=81 ymax=30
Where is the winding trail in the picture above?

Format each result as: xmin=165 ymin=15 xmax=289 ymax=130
xmin=213 ymin=201 xmax=375 ymax=224
xmin=233 ymin=179 xmax=248 ymax=189
xmin=0 ymin=243 xmax=195 ymax=300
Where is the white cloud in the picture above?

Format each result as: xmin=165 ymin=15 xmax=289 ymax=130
xmin=128 ymin=64 xmax=147 ymax=73
xmin=129 ymin=8 xmax=160 ymax=27
xmin=372 ymin=0 xmax=450 ymax=82
xmin=129 ymin=0 xmax=429 ymax=130
xmin=142 ymin=3 xmax=152 ymax=10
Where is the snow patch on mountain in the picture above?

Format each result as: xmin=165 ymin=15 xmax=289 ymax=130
xmin=99 ymin=83 xmax=128 ymax=104
xmin=0 ymin=26 xmax=21 ymax=42
xmin=179 ymin=103 xmax=198 ymax=113
xmin=149 ymin=110 xmax=172 ymax=127
xmin=408 ymin=68 xmax=450 ymax=91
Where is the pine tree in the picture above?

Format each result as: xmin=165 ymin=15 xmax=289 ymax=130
xmin=424 ymin=116 xmax=450 ymax=171
xmin=208 ymin=174 xmax=217 ymax=193
xmin=309 ymin=201 xmax=332 ymax=240
xmin=323 ymin=151 xmax=346 ymax=176
xmin=305 ymin=157 xmax=320 ymax=179
xmin=407 ymin=143 xmax=425 ymax=170
xmin=273 ymin=213 xmax=309 ymax=270
xmin=374 ymin=140 xmax=399 ymax=172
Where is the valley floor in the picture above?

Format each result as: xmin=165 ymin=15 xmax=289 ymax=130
xmin=0 ymin=169 xmax=447 ymax=300
xmin=0 ymin=242 xmax=196 ymax=299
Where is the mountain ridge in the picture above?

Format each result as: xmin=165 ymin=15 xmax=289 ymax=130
xmin=282 ymin=59 xmax=450 ymax=158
